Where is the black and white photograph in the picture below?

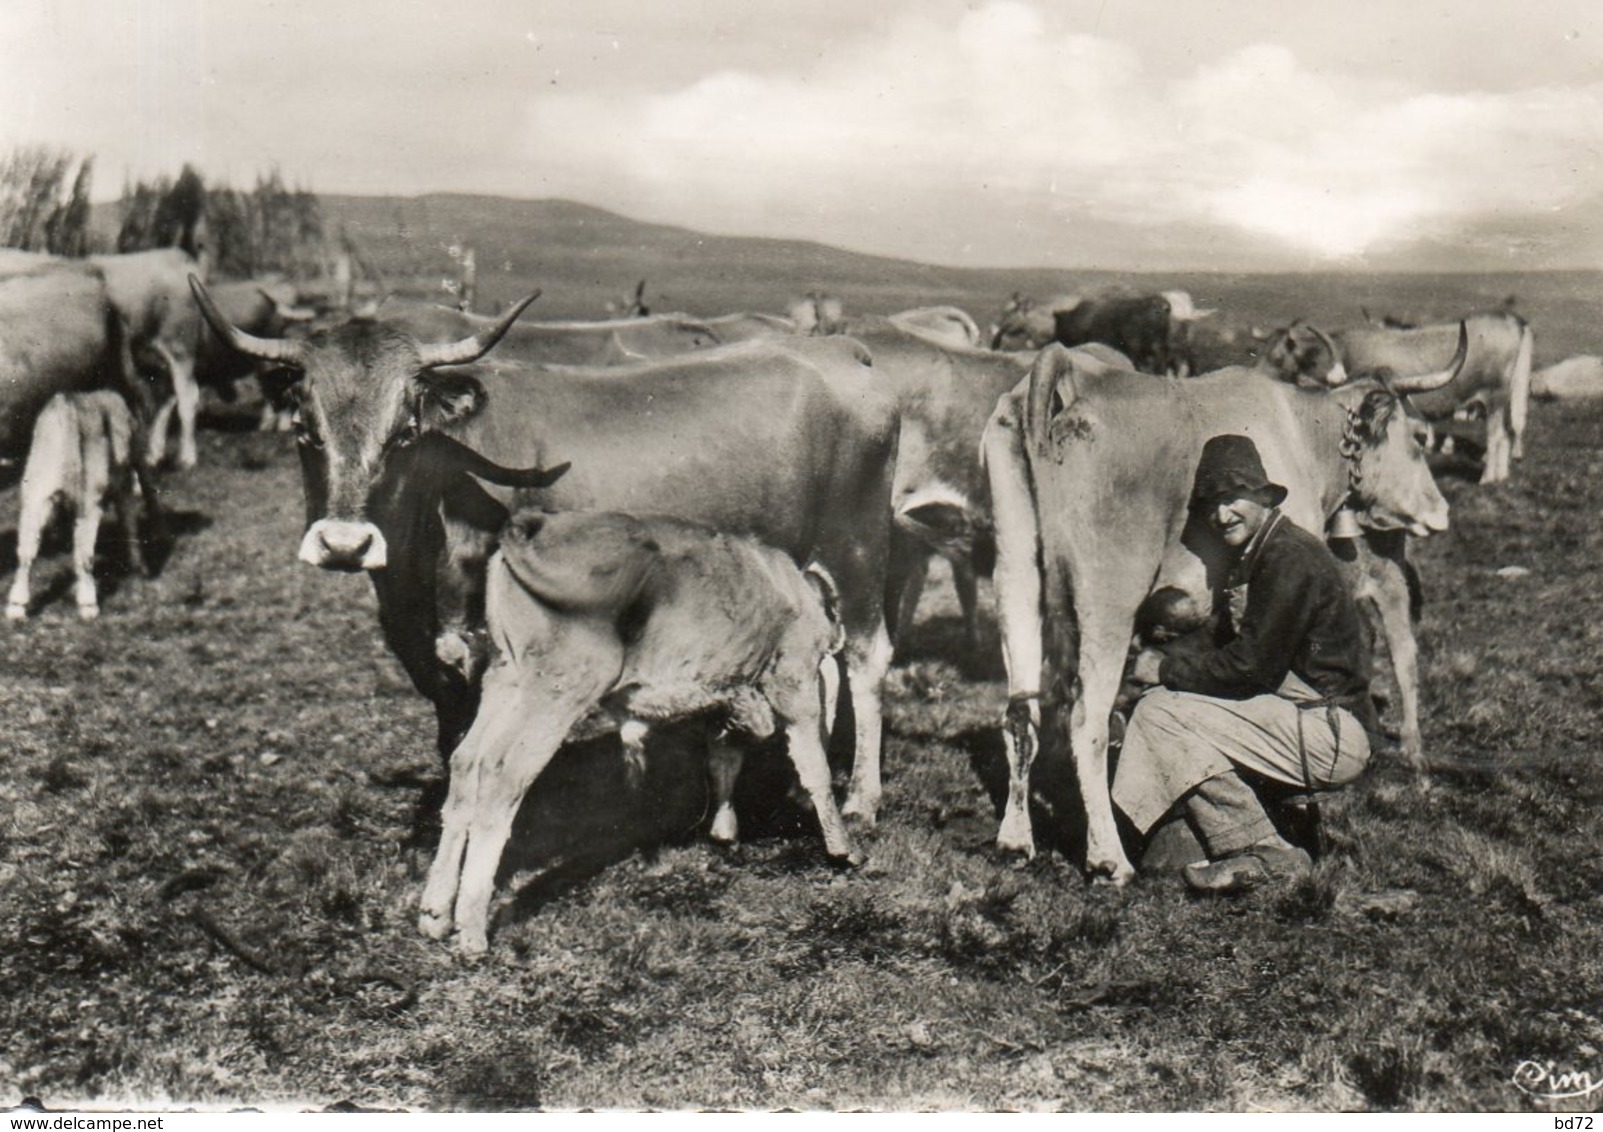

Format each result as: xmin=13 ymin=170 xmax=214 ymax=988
xmin=2 ymin=0 xmax=1601 ymax=1114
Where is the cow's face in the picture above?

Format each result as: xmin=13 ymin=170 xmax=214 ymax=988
xmin=288 ymin=324 xmax=485 ymax=570
xmin=188 ymin=278 xmax=536 ymax=571
xmin=1264 ymin=323 xmax=1348 ymax=387
xmin=1343 ymin=389 xmax=1450 ymax=536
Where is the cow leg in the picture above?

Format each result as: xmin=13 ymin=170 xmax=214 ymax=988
xmin=707 ymin=728 xmax=743 ymax=845
xmin=1480 ymin=404 xmax=1512 ymax=485
xmin=421 ymin=664 xmax=604 ymax=956
xmin=173 ymin=360 xmax=202 ymax=471
xmin=112 ymin=466 xmax=142 ymax=578
xmin=1067 ymin=616 xmax=1140 ymax=885
xmin=888 ymin=553 xmax=930 ymax=648
xmin=146 ymin=397 xmax=177 ymax=468
xmin=427 ymin=612 xmax=622 ymax=956
xmin=6 ymin=404 xmax=71 ymax=621
xmin=819 ymin=652 xmax=841 ymax=738
xmin=73 ymin=443 xmax=112 ymax=621
xmin=783 ymin=693 xmax=862 ymax=867
xmin=1360 ymin=553 xmax=1427 ymax=775
xmin=418 ymin=678 xmax=503 ymax=942
xmin=620 ymin=718 xmax=649 ymax=790
xmin=951 ymin=552 xmax=980 ymax=655
xmin=5 ymin=489 xmax=51 ymax=622
xmin=151 ymin=344 xmax=201 ymax=471
xmin=839 ymin=618 xmax=894 ymax=828
xmin=884 ymin=528 xmax=929 ymax=649
xmin=983 ymin=409 xmax=1045 ymax=856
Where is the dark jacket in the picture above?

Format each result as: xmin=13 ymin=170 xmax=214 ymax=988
xmin=1158 ymin=511 xmax=1380 ymax=743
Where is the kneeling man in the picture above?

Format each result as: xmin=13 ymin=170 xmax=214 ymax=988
xmin=1116 ymin=434 xmax=1379 ymax=892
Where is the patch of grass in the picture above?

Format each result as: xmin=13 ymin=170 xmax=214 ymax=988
xmin=5 ymin=281 xmax=1603 ymax=1112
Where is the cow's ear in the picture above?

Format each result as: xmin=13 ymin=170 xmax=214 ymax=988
xmin=417 ymin=371 xmax=485 ymax=426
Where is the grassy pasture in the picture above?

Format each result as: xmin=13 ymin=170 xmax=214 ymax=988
xmin=2 ymin=246 xmax=1602 ymax=1112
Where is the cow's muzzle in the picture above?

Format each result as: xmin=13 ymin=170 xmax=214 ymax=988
xmin=299 ymin=519 xmax=389 ymax=571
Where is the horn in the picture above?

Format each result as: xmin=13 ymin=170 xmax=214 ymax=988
xmin=417 ymin=291 xmax=542 ymax=368
xmin=190 ymin=276 xmax=306 ymax=366
xmin=1389 ymin=321 xmax=1469 ymax=393
xmin=418 ymin=432 xmax=571 ymax=489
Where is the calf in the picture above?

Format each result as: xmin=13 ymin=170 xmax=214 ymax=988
xmin=6 ymin=391 xmax=156 ymax=621
xmin=419 ymin=508 xmax=863 ymax=956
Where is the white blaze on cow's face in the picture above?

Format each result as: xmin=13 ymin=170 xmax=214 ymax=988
xmin=289 ymin=322 xmax=430 ymax=572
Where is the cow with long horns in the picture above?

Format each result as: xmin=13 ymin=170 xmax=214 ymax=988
xmin=188 ymin=278 xmax=902 ymax=834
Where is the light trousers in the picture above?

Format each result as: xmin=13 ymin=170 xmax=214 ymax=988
xmin=1112 ymin=687 xmax=1371 ymax=854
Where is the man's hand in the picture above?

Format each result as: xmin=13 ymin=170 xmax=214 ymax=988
xmin=1130 ymin=647 xmax=1165 ymax=687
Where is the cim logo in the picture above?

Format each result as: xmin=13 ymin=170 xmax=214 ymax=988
xmin=1512 ymin=1059 xmax=1603 ymax=1103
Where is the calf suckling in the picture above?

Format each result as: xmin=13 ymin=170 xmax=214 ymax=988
xmin=6 ymin=390 xmax=159 ymax=621
xmin=419 ymin=506 xmax=863 ymax=956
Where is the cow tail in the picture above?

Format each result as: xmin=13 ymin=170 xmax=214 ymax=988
xmin=1510 ymin=320 xmax=1534 ymax=458
xmin=804 ymin=562 xmax=846 ymax=657
xmin=1023 ymin=344 xmax=1078 ymax=454
xmin=1014 ymin=353 xmax=1083 ymax=763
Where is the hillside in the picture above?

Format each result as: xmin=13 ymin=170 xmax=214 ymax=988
xmin=88 ymin=191 xmax=1603 ymax=361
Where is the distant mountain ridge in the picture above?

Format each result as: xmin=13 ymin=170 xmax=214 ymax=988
xmin=316 ymin=192 xmax=1601 ymax=318
xmin=83 ymin=191 xmax=1598 ymax=359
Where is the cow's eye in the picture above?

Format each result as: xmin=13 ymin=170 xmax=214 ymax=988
xmin=393 ymin=415 xmax=420 ymax=448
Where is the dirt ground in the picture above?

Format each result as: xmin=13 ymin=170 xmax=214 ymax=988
xmin=2 ymin=288 xmax=1601 ymax=1112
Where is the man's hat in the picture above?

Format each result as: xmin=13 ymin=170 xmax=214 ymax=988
xmin=1191 ymin=434 xmax=1288 ymax=507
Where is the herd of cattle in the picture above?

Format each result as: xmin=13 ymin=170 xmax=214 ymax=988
xmin=0 ymin=247 xmax=1540 ymax=953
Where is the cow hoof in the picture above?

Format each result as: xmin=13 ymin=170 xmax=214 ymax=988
xmin=995 ymin=836 xmax=1037 ymax=861
xmin=456 ymin=932 xmax=489 ymax=960
xmin=417 ymin=910 xmax=453 ymax=941
xmin=1087 ymin=858 xmax=1137 ymax=887
xmin=709 ymin=808 xmax=739 ymax=845
xmin=4 ymin=603 xmax=26 ymax=622
xmin=77 ymin=604 xmax=100 ymax=622
xmin=829 ymin=847 xmax=866 ymax=870
xmin=995 ymin=810 xmax=1037 ymax=859
xmin=840 ymin=797 xmax=879 ymax=831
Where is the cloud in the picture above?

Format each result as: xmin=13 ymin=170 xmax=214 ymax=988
xmin=525 ymin=0 xmax=1603 ymax=264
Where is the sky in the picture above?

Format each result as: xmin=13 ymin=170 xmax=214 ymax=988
xmin=2 ymin=0 xmax=1601 ymax=271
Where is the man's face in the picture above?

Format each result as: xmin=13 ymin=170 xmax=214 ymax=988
xmin=1207 ymin=491 xmax=1272 ymax=548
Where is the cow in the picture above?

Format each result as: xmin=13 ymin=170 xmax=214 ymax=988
xmin=1533 ymin=355 xmax=1603 ymax=401
xmin=0 ymin=260 xmax=152 ymax=487
xmin=787 ymin=292 xmax=846 ymax=336
xmin=419 ymin=507 xmax=862 ymax=955
xmin=982 ymin=337 xmax=1463 ymax=881
xmin=1054 ymin=294 xmax=1177 ymax=376
xmin=80 ymin=249 xmax=209 ymax=471
xmin=1263 ymin=313 xmax=1534 ymax=484
xmin=698 ymin=311 xmax=800 ymax=343
xmin=1159 ymin=291 xmax=1217 ymax=377
xmin=885 ymin=306 xmax=984 ymax=350
xmin=188 ymin=280 xmax=903 ymax=832
xmin=803 ymin=316 xmax=1029 ymax=652
xmin=1 ymin=248 xmax=208 ymax=467
xmin=989 ymin=293 xmax=1081 ymax=353
xmin=605 ymin=279 xmax=650 ymax=318
xmin=6 ymin=390 xmax=158 ymax=621
xmin=366 ymin=299 xmax=725 ymax=366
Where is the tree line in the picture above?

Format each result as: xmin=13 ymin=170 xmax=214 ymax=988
xmin=0 ymin=146 xmax=326 ymax=279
